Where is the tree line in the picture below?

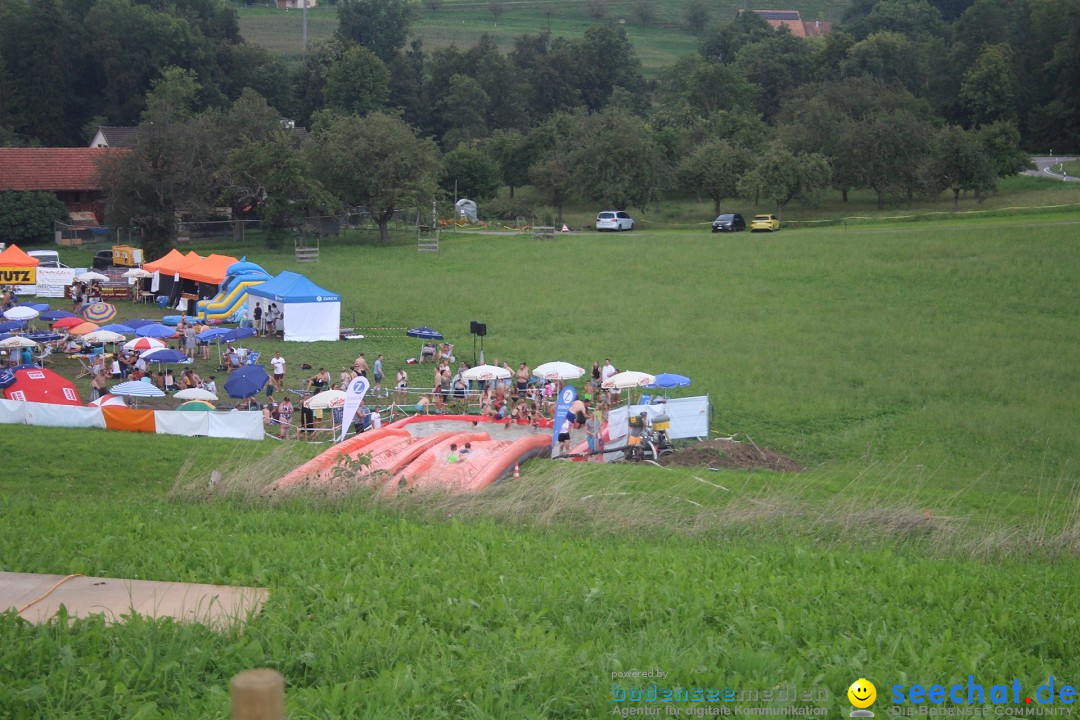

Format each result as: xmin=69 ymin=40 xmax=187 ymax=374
xmin=0 ymin=0 xmax=1070 ymax=249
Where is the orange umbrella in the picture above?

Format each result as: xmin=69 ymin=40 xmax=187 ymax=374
xmin=69 ymin=322 xmax=101 ymax=336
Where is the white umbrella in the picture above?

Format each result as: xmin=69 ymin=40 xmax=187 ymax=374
xmin=81 ymin=330 xmax=125 ymax=344
xmin=3 ymin=306 xmax=39 ymax=321
xmin=462 ymin=364 xmax=512 ymax=381
xmin=75 ymin=271 xmax=110 ymax=283
xmin=0 ymin=336 xmax=38 ymax=348
xmin=174 ymin=388 xmax=218 ymax=401
xmin=89 ymin=393 xmax=127 ymax=408
xmin=307 ymin=389 xmax=346 ymax=409
xmin=533 ymin=361 xmax=585 ymax=380
xmin=601 ymin=371 xmax=656 ymax=390
xmin=123 ymin=337 xmax=166 ymax=352
xmin=122 ymin=268 xmax=152 ymax=279
xmin=110 ymin=381 xmax=165 ymax=397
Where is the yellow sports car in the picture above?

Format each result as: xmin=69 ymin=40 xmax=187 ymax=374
xmin=751 ymin=214 xmax=781 ymax=232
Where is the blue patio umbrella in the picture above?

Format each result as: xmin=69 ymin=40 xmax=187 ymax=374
xmin=98 ymin=323 xmax=135 ymax=334
xmin=219 ymin=327 xmax=256 ymax=343
xmin=225 ymin=365 xmax=269 ymax=398
xmin=197 ymin=328 xmax=231 ymax=342
xmin=139 ymin=348 xmax=187 ymax=364
xmin=136 ymin=324 xmax=176 ymax=338
xmin=406 ymin=327 xmax=443 ymax=340
xmin=17 ymin=302 xmax=49 ymax=312
xmin=0 ymin=321 xmax=25 ymax=333
xmin=124 ymin=319 xmax=156 ymax=329
xmin=39 ymin=310 xmax=77 ymax=321
xmin=0 ymin=368 xmax=16 ymax=389
xmin=647 ymin=373 xmax=691 ymax=389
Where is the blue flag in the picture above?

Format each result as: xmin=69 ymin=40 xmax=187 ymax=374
xmin=552 ymin=384 xmax=577 ymax=450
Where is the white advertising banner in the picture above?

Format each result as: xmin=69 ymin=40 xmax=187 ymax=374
xmin=628 ymin=395 xmax=710 ymax=440
xmin=33 ymin=267 xmax=77 ymax=297
xmin=208 ymin=411 xmax=263 ymax=440
xmin=339 ymin=375 xmax=369 ymax=441
xmin=155 ymin=410 xmax=211 ymax=437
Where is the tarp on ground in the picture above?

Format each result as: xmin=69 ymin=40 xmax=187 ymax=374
xmin=154 ymin=410 xmax=210 ymax=437
xmin=246 ymin=271 xmax=341 ymax=342
xmin=180 ymin=254 xmax=239 ymax=285
xmin=24 ymin=403 xmax=105 ymax=428
xmin=208 ymin=411 xmax=263 ymax=440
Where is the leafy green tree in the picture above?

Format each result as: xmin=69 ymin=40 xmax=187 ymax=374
xmin=528 ymin=113 xmax=577 ymax=224
xmin=489 ymin=0 xmax=506 ymax=22
xmin=441 ymin=145 xmax=501 ymax=202
xmin=482 ymin=129 xmax=534 ymax=198
xmin=737 ymin=141 xmax=830 ymax=220
xmin=442 ymin=74 xmax=490 ymax=147
xmin=657 ymin=56 xmax=756 ymax=116
xmin=867 ymin=0 xmax=946 ymax=38
xmin=325 ymin=44 xmax=390 ymax=116
xmin=511 ymin=32 xmax=580 ymax=118
xmin=306 ymin=111 xmax=442 ymax=245
xmin=925 ymin=125 xmax=996 ymax=208
xmin=840 ymin=31 xmax=931 ymax=94
xmin=573 ymin=26 xmax=644 ymax=111
xmin=567 ymin=111 xmax=664 ymax=210
xmin=337 ymin=0 xmax=414 ymax=63
xmin=389 ymin=39 xmax=428 ymax=130
xmin=734 ymin=28 xmax=816 ymax=120
xmin=2 ymin=0 xmax=80 ymax=144
xmin=632 ymin=0 xmax=656 ymax=27
xmin=959 ymin=43 xmax=1018 ymax=125
xmin=684 ymin=0 xmax=710 ymax=32
xmin=98 ymin=68 xmax=218 ymax=258
xmin=0 ymin=191 xmax=70 ymax=244
xmin=699 ymin=11 xmax=774 ymax=64
xmin=847 ymin=108 xmax=935 ymax=209
xmin=222 ymin=131 xmax=331 ymax=249
xmin=677 ymin=140 xmax=750 ymax=215
xmin=976 ymin=121 xmax=1032 ymax=177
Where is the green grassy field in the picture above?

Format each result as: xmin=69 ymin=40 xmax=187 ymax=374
xmin=235 ymin=0 xmax=851 ymax=73
xmin=3 ymin=196 xmax=1079 ymax=716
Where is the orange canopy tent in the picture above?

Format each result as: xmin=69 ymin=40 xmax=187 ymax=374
xmin=0 ymin=244 xmax=41 ymax=267
xmin=143 ymin=249 xmax=185 ymax=274
xmin=181 ymin=254 xmax=238 ymax=285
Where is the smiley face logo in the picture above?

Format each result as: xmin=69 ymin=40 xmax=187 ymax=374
xmin=848 ymin=678 xmax=877 ymax=709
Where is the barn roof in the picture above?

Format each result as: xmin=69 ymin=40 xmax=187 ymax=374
xmin=0 ymin=148 xmax=123 ymax=192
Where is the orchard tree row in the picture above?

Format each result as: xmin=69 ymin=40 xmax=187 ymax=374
xmin=1 ymin=0 xmax=1077 ymax=152
xmin=99 ymin=67 xmax=1029 ymax=257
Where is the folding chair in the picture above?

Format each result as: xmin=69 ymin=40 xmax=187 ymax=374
xmin=244 ymin=351 xmax=261 ymax=366
xmin=638 ymin=394 xmax=652 ymax=406
xmin=33 ymin=345 xmax=54 ymax=367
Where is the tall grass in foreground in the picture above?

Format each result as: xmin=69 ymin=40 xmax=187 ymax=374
xmin=169 ymin=440 xmax=1080 ymax=559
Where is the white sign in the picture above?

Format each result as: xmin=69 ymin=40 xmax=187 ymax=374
xmin=32 ymin=267 xmax=78 ymax=297
xmin=338 ymin=375 xmax=370 ymax=441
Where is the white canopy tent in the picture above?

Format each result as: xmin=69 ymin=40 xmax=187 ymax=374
xmin=246 ymin=271 xmax=341 ymax=342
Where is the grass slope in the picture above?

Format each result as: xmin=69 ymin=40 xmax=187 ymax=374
xmin=3 ymin=203 xmax=1079 ymax=716
xmin=235 ymin=0 xmax=851 ymax=71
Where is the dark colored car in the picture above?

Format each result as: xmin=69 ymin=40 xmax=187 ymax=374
xmin=92 ymin=250 xmax=114 ymax=269
xmin=711 ymin=213 xmax=746 ymax=232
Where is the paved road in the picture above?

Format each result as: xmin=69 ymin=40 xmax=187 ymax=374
xmin=1024 ymin=156 xmax=1080 ymax=182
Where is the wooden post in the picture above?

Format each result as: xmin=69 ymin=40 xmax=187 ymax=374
xmin=231 ymin=669 xmax=285 ymax=720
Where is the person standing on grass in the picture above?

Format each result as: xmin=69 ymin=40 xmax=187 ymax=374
xmin=395 ymin=367 xmax=408 ymax=404
xmin=183 ymin=323 xmax=197 ymax=359
xmin=277 ymin=396 xmax=293 ymax=438
xmin=354 ymin=353 xmax=369 ymax=378
xmin=585 ymin=410 xmax=600 ymax=459
xmin=253 ymin=302 xmax=264 ymax=336
xmin=373 ymin=354 xmax=384 ymax=395
xmin=557 ymin=415 xmax=572 ymax=456
xmin=266 ymin=303 xmax=279 ymax=336
xmin=270 ymin=351 xmax=286 ymax=391
xmin=90 ymin=369 xmax=106 ymax=402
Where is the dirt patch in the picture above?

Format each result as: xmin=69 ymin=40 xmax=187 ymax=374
xmin=658 ymin=438 xmax=803 ymax=472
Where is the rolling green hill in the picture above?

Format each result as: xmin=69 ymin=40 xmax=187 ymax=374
xmin=236 ymin=0 xmax=853 ymax=71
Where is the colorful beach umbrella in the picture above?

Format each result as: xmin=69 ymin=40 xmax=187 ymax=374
xmin=82 ymin=302 xmax=117 ymax=322
xmin=177 ymin=400 xmax=216 ymax=411
xmin=68 ymin=322 xmax=101 ymax=336
xmin=89 ymin=394 xmax=127 ymax=408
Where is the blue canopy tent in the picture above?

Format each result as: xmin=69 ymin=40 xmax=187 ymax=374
xmin=246 ymin=271 xmax=341 ymax=342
